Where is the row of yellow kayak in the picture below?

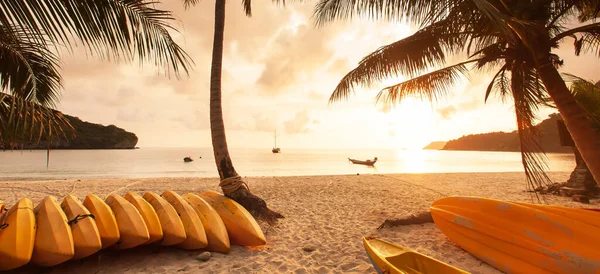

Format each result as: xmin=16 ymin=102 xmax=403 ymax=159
xmin=0 ymin=190 xmax=266 ymax=271
xmin=365 ymin=197 xmax=600 ymax=274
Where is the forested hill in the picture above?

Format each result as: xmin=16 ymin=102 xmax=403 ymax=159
xmin=442 ymin=113 xmax=572 ymax=153
xmin=8 ymin=115 xmax=138 ymax=149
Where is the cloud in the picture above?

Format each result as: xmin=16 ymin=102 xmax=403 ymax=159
xmin=378 ymin=103 xmax=393 ymax=114
xmin=255 ymin=23 xmax=345 ymax=96
xmin=437 ymin=105 xmax=457 ymax=120
xmin=307 ymin=90 xmax=326 ymax=101
xmin=437 ymin=96 xmax=482 ymax=120
xmin=327 ymin=58 xmax=352 ymax=74
xmin=253 ymin=114 xmax=276 ymax=132
xmin=284 ymin=110 xmax=312 ymax=134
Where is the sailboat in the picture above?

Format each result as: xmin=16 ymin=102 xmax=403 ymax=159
xmin=272 ymin=130 xmax=281 ymax=153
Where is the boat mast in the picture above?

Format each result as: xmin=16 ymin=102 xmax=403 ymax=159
xmin=274 ymin=130 xmax=277 ymax=148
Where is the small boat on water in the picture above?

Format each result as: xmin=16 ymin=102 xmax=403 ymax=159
xmin=183 ymin=157 xmax=193 ymax=162
xmin=348 ymin=157 xmax=378 ymax=166
xmin=272 ymin=130 xmax=281 ymax=154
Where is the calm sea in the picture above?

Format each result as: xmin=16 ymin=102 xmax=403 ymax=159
xmin=0 ymin=147 xmax=575 ymax=181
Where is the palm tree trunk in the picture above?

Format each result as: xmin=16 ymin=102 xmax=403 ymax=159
xmin=209 ymin=0 xmax=237 ymax=180
xmin=209 ymin=0 xmax=283 ymax=223
xmin=535 ymin=54 xmax=600 ymax=188
xmin=567 ymin=146 xmax=598 ymax=194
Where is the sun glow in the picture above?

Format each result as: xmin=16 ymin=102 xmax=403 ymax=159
xmin=386 ymin=98 xmax=437 ymax=150
xmin=396 ymin=148 xmax=431 ymax=173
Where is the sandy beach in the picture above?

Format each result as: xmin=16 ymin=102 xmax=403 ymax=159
xmin=1 ymin=171 xmax=597 ymax=274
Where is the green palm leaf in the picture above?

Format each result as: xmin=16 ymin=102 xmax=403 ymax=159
xmin=0 ymin=23 xmax=62 ymax=107
xmin=0 ymin=0 xmax=193 ymax=77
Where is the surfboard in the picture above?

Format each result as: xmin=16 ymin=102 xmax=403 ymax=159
xmin=363 ymin=236 xmax=468 ymax=274
xmin=0 ymin=198 xmax=36 ymax=271
xmin=105 ymin=193 xmax=150 ymax=249
xmin=431 ymin=196 xmax=600 ymax=274
xmin=198 ymin=190 xmax=266 ymax=246
xmin=161 ymin=191 xmax=207 ymax=250
xmin=61 ymin=194 xmax=102 ymax=260
xmin=142 ymin=191 xmax=186 ymax=246
xmin=31 ymin=196 xmax=74 ymax=266
xmin=182 ymin=193 xmax=230 ymax=253
xmin=83 ymin=194 xmax=120 ymax=249
xmin=124 ymin=192 xmax=163 ymax=245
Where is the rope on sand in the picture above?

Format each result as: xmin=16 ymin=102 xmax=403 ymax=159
xmin=219 ymin=175 xmax=249 ymax=195
xmin=380 ymin=174 xmax=447 ymax=197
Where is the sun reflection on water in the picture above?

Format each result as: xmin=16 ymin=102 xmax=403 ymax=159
xmin=395 ymin=148 xmax=435 ymax=174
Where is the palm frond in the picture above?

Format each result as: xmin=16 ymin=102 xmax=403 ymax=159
xmin=328 ymin=21 xmax=470 ymax=103
xmin=562 ymin=73 xmax=600 ymax=130
xmin=574 ymin=29 xmax=600 ymax=56
xmin=574 ymin=0 xmax=600 ymax=21
xmin=484 ymin=64 xmax=508 ymax=103
xmin=0 ymin=24 xmax=62 ymax=107
xmin=374 ymin=61 xmax=471 ymax=107
xmin=510 ymin=64 xmax=551 ymax=196
xmin=471 ymin=42 xmax=506 ymax=72
xmin=0 ymin=92 xmax=73 ymax=147
xmin=470 ymin=0 xmax=544 ymax=49
xmin=550 ymin=22 xmax=600 ymax=46
xmin=182 ymin=0 xmax=201 ymax=9
xmin=242 ymin=0 xmax=252 ymax=16
xmin=0 ymin=0 xmax=193 ymax=77
xmin=313 ymin=0 xmax=446 ymax=27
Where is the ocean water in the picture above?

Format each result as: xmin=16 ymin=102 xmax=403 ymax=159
xmin=0 ymin=147 xmax=576 ymax=181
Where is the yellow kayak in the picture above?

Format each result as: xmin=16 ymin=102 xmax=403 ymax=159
xmin=0 ymin=198 xmax=36 ymax=271
xmin=182 ymin=193 xmax=230 ymax=253
xmin=31 ymin=196 xmax=74 ymax=267
xmin=82 ymin=194 xmax=120 ymax=249
xmin=161 ymin=191 xmax=207 ymax=250
xmin=363 ymin=237 xmax=469 ymax=274
xmin=105 ymin=194 xmax=150 ymax=249
xmin=142 ymin=191 xmax=186 ymax=246
xmin=431 ymin=196 xmax=600 ymax=274
xmin=198 ymin=190 xmax=265 ymax=246
xmin=124 ymin=192 xmax=163 ymax=245
xmin=61 ymin=194 xmax=102 ymax=259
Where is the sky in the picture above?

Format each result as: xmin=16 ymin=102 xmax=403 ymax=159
xmin=54 ymin=1 xmax=600 ymax=150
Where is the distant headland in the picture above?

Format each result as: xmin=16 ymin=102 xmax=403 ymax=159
xmin=2 ymin=115 xmax=138 ymax=150
xmin=423 ymin=113 xmax=572 ymax=153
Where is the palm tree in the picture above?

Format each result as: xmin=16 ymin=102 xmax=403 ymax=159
xmin=182 ymin=0 xmax=284 ymax=222
xmin=0 ymin=0 xmax=193 ymax=147
xmin=314 ymin=0 xmax=600 ymax=190
xmin=557 ymin=74 xmax=600 ymax=194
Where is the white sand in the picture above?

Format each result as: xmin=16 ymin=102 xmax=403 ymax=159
xmin=1 ymin=172 xmax=597 ymax=274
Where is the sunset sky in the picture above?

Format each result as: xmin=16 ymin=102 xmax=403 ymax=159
xmin=55 ymin=1 xmax=600 ymax=150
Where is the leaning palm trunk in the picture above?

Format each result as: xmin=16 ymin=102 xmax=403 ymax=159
xmin=534 ymin=53 xmax=600 ymax=188
xmin=209 ymin=0 xmax=282 ymax=223
xmin=567 ymin=146 xmax=598 ymax=194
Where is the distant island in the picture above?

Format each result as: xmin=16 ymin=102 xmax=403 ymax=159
xmin=423 ymin=113 xmax=572 ymax=153
xmin=3 ymin=115 xmax=138 ymax=150
xmin=423 ymin=141 xmax=447 ymax=150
